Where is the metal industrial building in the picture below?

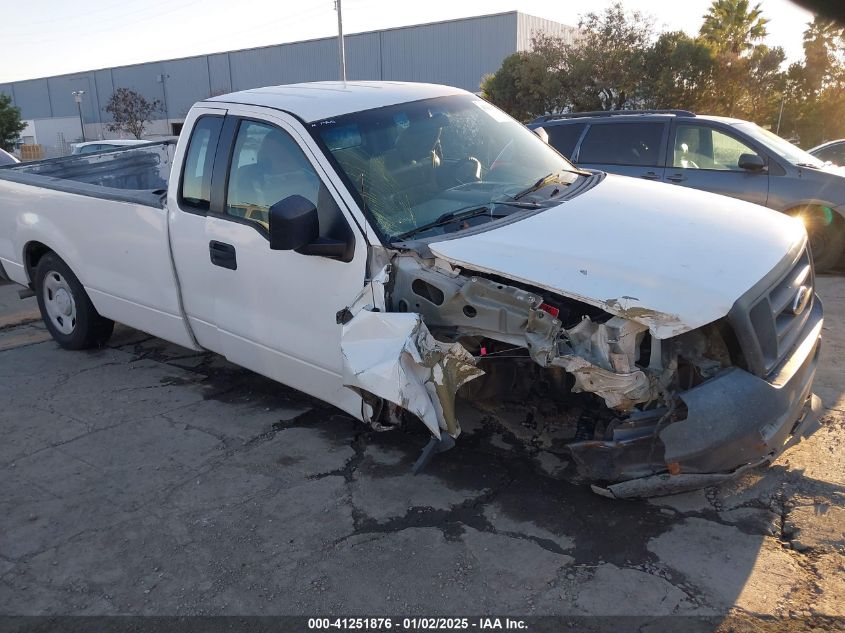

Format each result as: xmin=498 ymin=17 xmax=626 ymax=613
xmin=1 ymin=11 xmax=576 ymax=157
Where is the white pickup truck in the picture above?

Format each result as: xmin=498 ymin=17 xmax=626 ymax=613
xmin=0 ymin=82 xmax=823 ymax=497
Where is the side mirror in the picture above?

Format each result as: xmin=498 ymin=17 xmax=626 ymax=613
xmin=268 ymin=195 xmax=319 ymax=251
xmin=268 ymin=194 xmax=351 ymax=260
xmin=532 ymin=126 xmax=550 ymax=144
xmin=738 ymin=153 xmax=766 ymax=171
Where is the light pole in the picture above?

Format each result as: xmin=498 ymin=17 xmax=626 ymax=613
xmin=71 ymin=90 xmax=86 ymax=142
xmin=335 ymin=0 xmax=347 ymax=82
xmin=157 ymin=74 xmax=170 ymax=133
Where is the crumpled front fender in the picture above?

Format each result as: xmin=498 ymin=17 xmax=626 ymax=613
xmin=340 ymin=310 xmax=484 ymax=438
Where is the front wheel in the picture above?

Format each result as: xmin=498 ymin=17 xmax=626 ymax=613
xmin=35 ymin=252 xmax=114 ymax=350
xmin=800 ymin=207 xmax=845 ymax=272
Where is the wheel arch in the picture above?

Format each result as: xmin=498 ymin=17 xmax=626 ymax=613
xmin=23 ymin=240 xmax=54 ymax=285
xmin=782 ymin=200 xmax=845 ymax=222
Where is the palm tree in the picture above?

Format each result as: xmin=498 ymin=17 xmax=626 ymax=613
xmin=699 ymin=0 xmax=769 ymax=57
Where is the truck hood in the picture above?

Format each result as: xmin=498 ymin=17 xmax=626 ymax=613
xmin=428 ymin=174 xmax=807 ymax=339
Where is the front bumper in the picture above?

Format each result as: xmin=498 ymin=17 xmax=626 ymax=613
xmin=583 ymin=298 xmax=824 ymax=499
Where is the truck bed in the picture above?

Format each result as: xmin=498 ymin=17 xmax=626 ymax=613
xmin=0 ymin=139 xmax=196 ymax=350
xmin=0 ymin=141 xmax=175 ymax=208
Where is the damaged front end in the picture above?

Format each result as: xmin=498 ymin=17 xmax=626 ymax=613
xmin=340 ymin=245 xmax=823 ymax=498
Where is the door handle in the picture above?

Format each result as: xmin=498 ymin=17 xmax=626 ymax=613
xmin=666 ymin=173 xmax=686 ymax=182
xmin=641 ymin=171 xmax=661 ymax=180
xmin=209 ymin=241 xmax=237 ymax=270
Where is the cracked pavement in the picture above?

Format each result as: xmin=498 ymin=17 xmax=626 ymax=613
xmin=0 ymin=275 xmax=843 ymax=626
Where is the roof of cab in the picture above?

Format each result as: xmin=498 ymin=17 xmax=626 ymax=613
xmin=205 ymin=81 xmax=468 ymax=123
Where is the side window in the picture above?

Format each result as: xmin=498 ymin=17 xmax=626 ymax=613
xmin=818 ymin=144 xmax=845 ymax=165
xmin=180 ymin=115 xmax=223 ymax=210
xmin=545 ymin=123 xmax=586 ymax=158
xmin=226 ymin=121 xmax=320 ymax=229
xmin=673 ymin=125 xmax=760 ymax=170
xmin=577 ymin=122 xmax=664 ymax=166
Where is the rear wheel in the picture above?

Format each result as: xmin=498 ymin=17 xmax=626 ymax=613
xmin=796 ymin=207 xmax=845 ymax=272
xmin=35 ymin=253 xmax=114 ymax=349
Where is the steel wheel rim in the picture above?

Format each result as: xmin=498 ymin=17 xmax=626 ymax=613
xmin=42 ymin=270 xmax=77 ymax=335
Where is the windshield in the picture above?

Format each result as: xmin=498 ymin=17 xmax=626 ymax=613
xmin=735 ymin=122 xmax=825 ymax=168
xmin=308 ymin=94 xmax=582 ymax=241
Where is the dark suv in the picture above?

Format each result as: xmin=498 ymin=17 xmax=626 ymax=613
xmin=529 ymin=110 xmax=845 ymax=271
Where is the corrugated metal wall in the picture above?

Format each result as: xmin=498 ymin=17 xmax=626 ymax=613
xmin=380 ymin=12 xmax=517 ymax=89
xmin=1 ymin=12 xmax=574 ymax=127
xmin=516 ymin=13 xmax=579 ymax=50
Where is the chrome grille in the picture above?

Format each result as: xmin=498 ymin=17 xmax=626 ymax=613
xmin=729 ymin=245 xmax=815 ymax=378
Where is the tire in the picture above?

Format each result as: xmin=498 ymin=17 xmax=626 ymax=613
xmin=800 ymin=207 xmax=845 ymax=272
xmin=34 ymin=252 xmax=114 ymax=350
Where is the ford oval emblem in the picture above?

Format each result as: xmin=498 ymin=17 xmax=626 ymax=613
xmin=791 ymin=285 xmax=811 ymax=316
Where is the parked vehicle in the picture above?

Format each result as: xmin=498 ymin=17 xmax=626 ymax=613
xmin=0 ymin=83 xmax=823 ymax=498
xmin=809 ymin=139 xmax=845 ymax=167
xmin=0 ymin=147 xmax=19 ymax=166
xmin=529 ymin=110 xmax=845 ymax=271
xmin=71 ymin=139 xmax=153 ymax=155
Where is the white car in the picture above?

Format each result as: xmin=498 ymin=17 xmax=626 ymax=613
xmin=70 ymin=139 xmax=153 ymax=155
xmin=0 ymin=82 xmax=823 ymax=498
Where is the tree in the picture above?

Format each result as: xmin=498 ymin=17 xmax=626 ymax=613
xmin=641 ymin=31 xmax=716 ymax=111
xmin=481 ymin=2 xmax=655 ymax=118
xmin=480 ymin=40 xmax=566 ymax=121
xmin=698 ymin=0 xmax=774 ymax=117
xmin=482 ymin=0 xmax=842 ymax=143
xmin=563 ymin=2 xmax=655 ymax=111
xmin=744 ymin=45 xmax=787 ymax=124
xmin=699 ymin=0 xmax=769 ymax=57
xmin=0 ymin=94 xmax=27 ymax=152
xmin=104 ymin=88 xmax=161 ymax=139
xmin=778 ymin=17 xmax=845 ymax=145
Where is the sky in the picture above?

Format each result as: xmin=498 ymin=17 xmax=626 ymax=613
xmin=0 ymin=0 xmax=817 ymax=84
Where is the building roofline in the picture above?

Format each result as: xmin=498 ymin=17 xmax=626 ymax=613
xmin=3 ymin=10 xmax=571 ymax=85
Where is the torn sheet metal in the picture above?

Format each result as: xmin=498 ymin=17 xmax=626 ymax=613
xmin=346 ymin=265 xmax=389 ymax=314
xmin=341 ymin=311 xmax=484 ymax=438
xmin=553 ymin=316 xmax=657 ymax=410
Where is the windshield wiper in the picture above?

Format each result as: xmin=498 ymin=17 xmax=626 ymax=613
xmin=512 ymin=170 xmax=572 ymax=200
xmin=394 ymin=205 xmax=510 ymax=241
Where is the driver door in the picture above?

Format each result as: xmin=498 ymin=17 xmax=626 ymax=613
xmin=663 ymin=121 xmax=769 ymax=206
xmin=205 ymin=109 xmax=369 ymax=417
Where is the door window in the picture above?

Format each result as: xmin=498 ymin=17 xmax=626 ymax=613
xmin=673 ymin=125 xmax=760 ymax=171
xmin=180 ymin=115 xmax=223 ymax=210
xmin=577 ymin=122 xmax=664 ymax=166
xmin=545 ymin=123 xmax=586 ymax=159
xmin=816 ymin=143 xmax=845 ymax=165
xmin=226 ymin=121 xmax=320 ymax=229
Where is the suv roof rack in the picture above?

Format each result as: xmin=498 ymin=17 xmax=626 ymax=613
xmin=533 ymin=109 xmax=696 ymax=123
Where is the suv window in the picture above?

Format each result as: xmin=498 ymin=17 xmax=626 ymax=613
xmin=226 ymin=120 xmax=320 ymax=229
xmin=545 ymin=123 xmax=586 ymax=158
xmin=816 ymin=143 xmax=845 ymax=165
xmin=577 ymin=122 xmax=664 ymax=166
xmin=180 ymin=115 xmax=223 ymax=211
xmin=673 ymin=125 xmax=760 ymax=170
